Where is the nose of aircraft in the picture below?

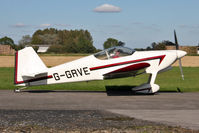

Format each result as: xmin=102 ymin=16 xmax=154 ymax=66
xmin=176 ymin=50 xmax=187 ymax=59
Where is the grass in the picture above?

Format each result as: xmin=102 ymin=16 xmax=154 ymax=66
xmin=156 ymin=67 xmax=199 ymax=92
xmin=0 ymin=67 xmax=199 ymax=92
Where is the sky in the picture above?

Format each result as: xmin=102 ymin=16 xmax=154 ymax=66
xmin=0 ymin=0 xmax=199 ymax=49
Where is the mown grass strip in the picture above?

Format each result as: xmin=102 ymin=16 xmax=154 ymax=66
xmin=0 ymin=67 xmax=198 ymax=92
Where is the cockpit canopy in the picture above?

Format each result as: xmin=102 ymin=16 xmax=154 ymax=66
xmin=94 ymin=46 xmax=135 ymax=60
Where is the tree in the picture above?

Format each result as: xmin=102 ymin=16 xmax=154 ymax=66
xmin=151 ymin=42 xmax=157 ymax=49
xmin=150 ymin=42 xmax=166 ymax=50
xmin=0 ymin=36 xmax=14 ymax=45
xmin=0 ymin=36 xmax=17 ymax=50
xmin=146 ymin=46 xmax=152 ymax=50
xmin=47 ymin=45 xmax=63 ymax=53
xmin=18 ymin=35 xmax=32 ymax=49
xmin=155 ymin=43 xmax=166 ymax=50
xmin=31 ymin=28 xmax=97 ymax=53
xmin=103 ymin=38 xmax=125 ymax=49
xmin=38 ymin=34 xmax=59 ymax=45
xmin=162 ymin=40 xmax=175 ymax=46
xmin=31 ymin=29 xmax=43 ymax=44
xmin=118 ymin=41 xmax=125 ymax=47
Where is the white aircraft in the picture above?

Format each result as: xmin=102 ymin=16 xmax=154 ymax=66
xmin=14 ymin=31 xmax=187 ymax=93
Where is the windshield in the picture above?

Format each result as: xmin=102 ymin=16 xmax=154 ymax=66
xmin=94 ymin=46 xmax=135 ymax=60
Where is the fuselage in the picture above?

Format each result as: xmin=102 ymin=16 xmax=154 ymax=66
xmin=15 ymin=46 xmax=186 ymax=87
xmin=33 ymin=50 xmax=185 ymax=86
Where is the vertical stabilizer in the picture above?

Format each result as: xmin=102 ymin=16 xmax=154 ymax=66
xmin=14 ymin=47 xmax=47 ymax=85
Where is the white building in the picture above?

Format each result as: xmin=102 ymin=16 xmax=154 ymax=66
xmin=37 ymin=45 xmax=50 ymax=53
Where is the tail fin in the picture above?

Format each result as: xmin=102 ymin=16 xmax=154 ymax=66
xmin=14 ymin=47 xmax=48 ymax=85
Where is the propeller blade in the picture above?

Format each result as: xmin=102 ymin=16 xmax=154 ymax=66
xmin=174 ymin=30 xmax=179 ymax=50
xmin=179 ymin=58 xmax=184 ymax=80
xmin=174 ymin=30 xmax=185 ymax=80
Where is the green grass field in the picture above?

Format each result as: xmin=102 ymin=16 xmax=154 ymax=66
xmin=0 ymin=67 xmax=198 ymax=92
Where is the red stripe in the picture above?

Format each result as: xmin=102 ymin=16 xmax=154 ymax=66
xmin=106 ymin=63 xmax=150 ymax=75
xmin=90 ymin=55 xmax=166 ymax=71
xmin=14 ymin=51 xmax=52 ymax=85
xmin=14 ymin=51 xmax=18 ymax=84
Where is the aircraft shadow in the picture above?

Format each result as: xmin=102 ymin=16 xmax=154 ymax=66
xmin=105 ymin=86 xmax=182 ymax=96
xmin=23 ymin=90 xmax=106 ymax=93
xmin=22 ymin=87 xmax=182 ymax=95
xmin=105 ymin=85 xmax=154 ymax=96
xmin=24 ymin=88 xmax=152 ymax=96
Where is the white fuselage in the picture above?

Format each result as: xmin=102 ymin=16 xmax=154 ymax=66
xmin=14 ymin=46 xmax=186 ymax=93
xmin=33 ymin=50 xmax=178 ymax=86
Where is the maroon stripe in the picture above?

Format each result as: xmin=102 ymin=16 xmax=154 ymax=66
xmin=106 ymin=63 xmax=150 ymax=75
xmin=14 ymin=51 xmax=18 ymax=84
xmin=90 ymin=55 xmax=165 ymax=71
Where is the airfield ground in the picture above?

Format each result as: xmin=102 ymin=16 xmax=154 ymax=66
xmin=0 ymin=91 xmax=199 ymax=132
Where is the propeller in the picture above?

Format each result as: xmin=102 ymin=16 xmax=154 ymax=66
xmin=174 ymin=30 xmax=179 ymax=50
xmin=174 ymin=30 xmax=184 ymax=80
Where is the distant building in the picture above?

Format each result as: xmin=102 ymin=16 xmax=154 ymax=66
xmin=0 ymin=45 xmax=15 ymax=55
xmin=197 ymin=47 xmax=199 ymax=54
xmin=166 ymin=46 xmax=198 ymax=55
xmin=37 ymin=45 xmax=50 ymax=53
xmin=30 ymin=45 xmax=50 ymax=53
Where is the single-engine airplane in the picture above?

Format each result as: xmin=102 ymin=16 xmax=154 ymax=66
xmin=14 ymin=31 xmax=187 ymax=93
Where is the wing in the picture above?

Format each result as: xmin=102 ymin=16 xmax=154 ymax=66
xmin=103 ymin=62 xmax=150 ymax=79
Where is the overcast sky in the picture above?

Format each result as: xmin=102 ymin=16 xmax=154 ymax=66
xmin=0 ymin=0 xmax=199 ymax=49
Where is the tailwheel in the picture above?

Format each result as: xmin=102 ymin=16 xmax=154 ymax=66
xmin=14 ymin=87 xmax=27 ymax=93
xmin=14 ymin=88 xmax=21 ymax=93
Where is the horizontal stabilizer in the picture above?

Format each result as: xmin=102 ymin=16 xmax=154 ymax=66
xmin=22 ymin=69 xmax=48 ymax=77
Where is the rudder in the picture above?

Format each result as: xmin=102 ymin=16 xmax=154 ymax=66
xmin=14 ymin=47 xmax=48 ymax=85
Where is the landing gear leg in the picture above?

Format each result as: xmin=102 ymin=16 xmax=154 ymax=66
xmin=14 ymin=87 xmax=27 ymax=93
xmin=132 ymin=72 xmax=159 ymax=94
xmin=147 ymin=72 xmax=159 ymax=93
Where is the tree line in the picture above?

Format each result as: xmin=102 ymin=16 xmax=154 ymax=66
xmin=135 ymin=40 xmax=176 ymax=51
xmin=0 ymin=28 xmax=97 ymax=53
xmin=0 ymin=28 xmax=191 ymax=53
xmin=0 ymin=28 xmax=126 ymax=53
xmin=31 ymin=28 xmax=96 ymax=53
